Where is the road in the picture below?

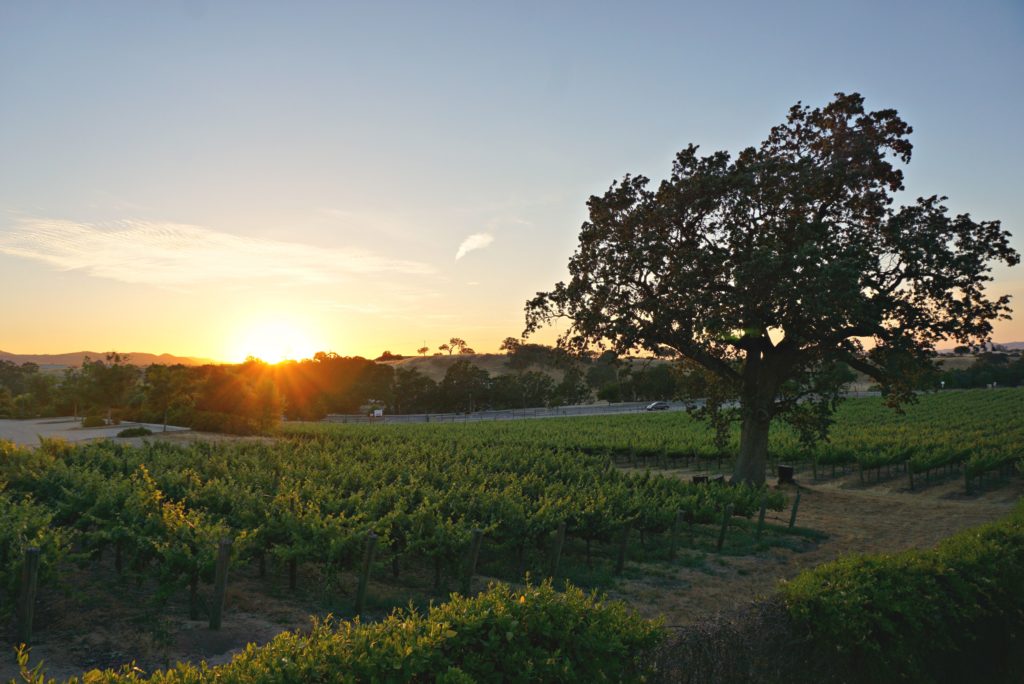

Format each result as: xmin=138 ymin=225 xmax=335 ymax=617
xmin=322 ymin=391 xmax=883 ymax=425
xmin=0 ymin=417 xmax=189 ymax=447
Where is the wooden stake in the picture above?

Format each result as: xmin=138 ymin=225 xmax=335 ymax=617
xmin=668 ymin=510 xmax=685 ymax=560
xmin=460 ymin=529 xmax=484 ymax=596
xmin=788 ymin=490 xmax=802 ymax=529
xmin=549 ymin=520 xmax=566 ymax=579
xmin=755 ymin=498 xmax=768 ymax=542
xmin=354 ymin=532 xmax=378 ymax=616
xmin=716 ymin=504 xmax=734 ymax=552
xmin=18 ymin=547 xmax=40 ymax=646
xmin=615 ymin=521 xmax=632 ymax=575
xmin=209 ymin=538 xmax=232 ymax=630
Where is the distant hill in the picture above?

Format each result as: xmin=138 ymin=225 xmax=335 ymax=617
xmin=936 ymin=341 xmax=1024 ymax=353
xmin=379 ymin=353 xmax=550 ymax=382
xmin=0 ymin=350 xmax=218 ymax=369
xmin=378 ymin=352 xmax=671 ymax=382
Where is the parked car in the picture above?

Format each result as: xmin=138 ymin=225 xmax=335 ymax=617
xmin=645 ymin=401 xmax=670 ymax=411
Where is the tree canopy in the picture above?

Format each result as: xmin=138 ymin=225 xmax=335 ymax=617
xmin=525 ymin=92 xmax=1019 ymax=484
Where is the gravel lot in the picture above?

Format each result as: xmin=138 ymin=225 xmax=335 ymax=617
xmin=0 ymin=417 xmax=189 ymax=446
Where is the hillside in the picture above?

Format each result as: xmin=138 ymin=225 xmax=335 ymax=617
xmin=378 ymin=353 xmax=563 ymax=382
xmin=0 ymin=350 xmax=217 ymax=369
xmin=378 ymin=352 xmax=676 ymax=382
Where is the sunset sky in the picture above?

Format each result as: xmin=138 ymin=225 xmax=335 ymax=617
xmin=2 ymin=1 xmax=1022 ymax=363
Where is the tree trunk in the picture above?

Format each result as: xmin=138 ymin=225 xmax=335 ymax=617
xmin=733 ymin=399 xmax=771 ymax=485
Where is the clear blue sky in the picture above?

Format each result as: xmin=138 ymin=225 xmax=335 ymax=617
xmin=2 ymin=1 xmax=1022 ymax=359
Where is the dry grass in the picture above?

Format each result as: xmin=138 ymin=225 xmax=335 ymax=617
xmin=610 ymin=465 xmax=1022 ymax=626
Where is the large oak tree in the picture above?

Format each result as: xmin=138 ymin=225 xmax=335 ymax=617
xmin=525 ymin=93 xmax=1018 ymax=484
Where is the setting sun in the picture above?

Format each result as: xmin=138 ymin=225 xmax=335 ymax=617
xmin=231 ymin=320 xmax=318 ymax=364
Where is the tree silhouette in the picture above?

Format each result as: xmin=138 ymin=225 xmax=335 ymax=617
xmin=526 ymin=93 xmax=1019 ymax=484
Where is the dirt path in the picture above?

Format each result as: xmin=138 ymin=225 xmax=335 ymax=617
xmin=613 ymin=468 xmax=1023 ymax=625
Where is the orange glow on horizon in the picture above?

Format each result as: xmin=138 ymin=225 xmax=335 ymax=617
xmin=229 ymin=319 xmax=320 ymax=364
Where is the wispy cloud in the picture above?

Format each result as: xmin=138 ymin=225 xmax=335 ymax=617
xmin=455 ymin=232 xmax=494 ymax=260
xmin=0 ymin=218 xmax=433 ymax=286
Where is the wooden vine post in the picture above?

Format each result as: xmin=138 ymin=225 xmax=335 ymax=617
xmin=668 ymin=510 xmax=685 ymax=560
xmin=614 ymin=520 xmax=632 ymax=575
xmin=549 ymin=520 xmax=567 ymax=579
xmin=716 ymin=504 xmax=734 ymax=552
xmin=209 ymin=537 xmax=232 ymax=630
xmin=788 ymin=490 xmax=802 ymax=529
xmin=354 ymin=532 xmax=378 ymax=616
xmin=755 ymin=497 xmax=768 ymax=542
xmin=460 ymin=528 xmax=484 ymax=596
xmin=18 ymin=547 xmax=40 ymax=646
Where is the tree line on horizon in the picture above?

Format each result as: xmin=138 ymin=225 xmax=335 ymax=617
xmin=1 ymin=345 xmax=1021 ymax=434
xmin=0 ymin=343 xmax=687 ymax=433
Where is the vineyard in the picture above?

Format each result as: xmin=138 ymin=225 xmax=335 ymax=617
xmin=0 ymin=421 xmax=787 ymax=661
xmin=287 ymin=388 xmax=1022 ymax=489
xmin=0 ymin=388 xmax=1020 ymax=678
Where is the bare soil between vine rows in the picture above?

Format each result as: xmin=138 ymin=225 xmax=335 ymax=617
xmin=2 ymin=447 xmax=1020 ymax=680
xmin=611 ymin=465 xmax=1023 ymax=626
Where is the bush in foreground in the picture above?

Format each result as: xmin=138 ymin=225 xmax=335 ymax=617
xmin=653 ymin=500 xmax=1024 ymax=683
xmin=781 ymin=499 xmax=1024 ymax=682
xmin=19 ymin=580 xmax=662 ymax=683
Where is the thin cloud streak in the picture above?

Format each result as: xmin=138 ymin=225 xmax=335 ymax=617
xmin=455 ymin=233 xmax=494 ymax=260
xmin=0 ymin=218 xmax=434 ymax=286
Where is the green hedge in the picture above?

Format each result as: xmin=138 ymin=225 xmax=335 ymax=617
xmin=18 ymin=581 xmax=662 ymax=683
xmin=116 ymin=426 xmax=153 ymax=438
xmin=781 ymin=500 xmax=1024 ymax=682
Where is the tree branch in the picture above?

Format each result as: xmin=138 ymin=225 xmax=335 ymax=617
xmin=666 ymin=338 xmax=742 ymax=384
xmin=841 ymin=354 xmax=886 ymax=383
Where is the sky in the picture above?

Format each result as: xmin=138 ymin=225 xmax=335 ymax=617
xmin=1 ymin=1 xmax=1022 ymax=362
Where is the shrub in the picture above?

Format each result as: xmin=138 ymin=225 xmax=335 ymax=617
xmin=81 ymin=416 xmax=106 ymax=428
xmin=12 ymin=394 xmax=38 ymax=419
xmin=189 ymin=411 xmax=257 ymax=435
xmin=18 ymin=581 xmax=662 ymax=682
xmin=781 ymin=500 xmax=1024 ymax=682
xmin=117 ymin=427 xmax=152 ymax=438
xmin=0 ymin=493 xmax=73 ymax=619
